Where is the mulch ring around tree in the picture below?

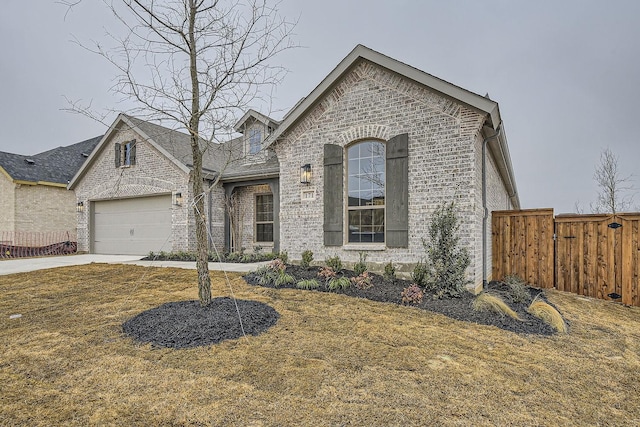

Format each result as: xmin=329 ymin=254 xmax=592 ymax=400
xmin=245 ymin=265 xmax=565 ymax=336
xmin=123 ymin=298 xmax=280 ymax=349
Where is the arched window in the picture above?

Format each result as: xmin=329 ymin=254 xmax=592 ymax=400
xmin=346 ymin=140 xmax=385 ymax=243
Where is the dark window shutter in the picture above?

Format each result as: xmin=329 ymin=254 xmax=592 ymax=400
xmin=386 ymin=133 xmax=409 ymax=248
xmin=324 ymin=144 xmax=343 ymax=246
xmin=115 ymin=143 xmax=121 ymax=168
xmin=130 ymin=140 xmax=137 ymax=165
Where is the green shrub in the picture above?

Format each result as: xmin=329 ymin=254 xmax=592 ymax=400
xmin=421 ymin=202 xmax=471 ymax=298
xmin=325 ymin=255 xmax=343 ymax=271
xmin=277 ymin=251 xmax=289 ymax=264
xmin=353 ymin=252 xmax=368 ymax=275
xmin=503 ymin=274 xmax=529 ymax=304
xmin=351 ymin=272 xmax=372 ymax=290
xmin=401 ymin=284 xmax=424 ymax=305
xmin=383 ymin=262 xmax=396 ymax=282
xmin=296 ymin=279 xmax=320 ymax=290
xmin=227 ymin=252 xmax=241 ymax=262
xmin=411 ymin=261 xmax=428 ymax=287
xmin=240 ymin=253 xmax=255 ymax=263
xmin=301 ymin=250 xmax=314 ymax=269
xmin=327 ymin=276 xmax=351 ymax=291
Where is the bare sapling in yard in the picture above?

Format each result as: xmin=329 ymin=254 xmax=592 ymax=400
xmin=66 ymin=0 xmax=295 ymax=306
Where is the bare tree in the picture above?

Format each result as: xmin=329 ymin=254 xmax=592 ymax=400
xmin=590 ymin=147 xmax=636 ymax=214
xmin=67 ymin=0 xmax=295 ymax=306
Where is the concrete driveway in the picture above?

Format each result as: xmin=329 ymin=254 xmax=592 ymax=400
xmin=0 ymin=254 xmax=267 ymax=276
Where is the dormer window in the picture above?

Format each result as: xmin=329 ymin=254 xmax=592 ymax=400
xmin=249 ymin=129 xmax=261 ymax=155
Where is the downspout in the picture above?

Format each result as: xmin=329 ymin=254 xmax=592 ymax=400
xmin=482 ymin=125 xmax=502 ymax=288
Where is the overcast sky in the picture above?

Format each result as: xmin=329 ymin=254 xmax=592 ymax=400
xmin=1 ymin=0 xmax=638 ymax=214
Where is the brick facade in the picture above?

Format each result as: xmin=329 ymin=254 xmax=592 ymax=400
xmin=74 ymin=124 xmax=197 ymax=253
xmin=273 ymin=60 xmax=513 ymax=289
xmin=0 ymin=173 xmax=77 ymax=236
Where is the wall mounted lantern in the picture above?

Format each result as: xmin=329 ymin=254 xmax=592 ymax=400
xmin=173 ymin=192 xmax=183 ymax=206
xmin=300 ymin=164 xmax=312 ymax=184
xmin=76 ymin=201 xmax=84 ymax=213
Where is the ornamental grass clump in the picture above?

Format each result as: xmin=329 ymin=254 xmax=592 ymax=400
xmin=327 ymin=276 xmax=351 ymax=291
xmin=472 ymin=292 xmax=521 ymax=320
xmin=296 ymin=279 xmax=320 ymax=290
xmin=254 ymin=258 xmax=290 ymax=287
xmin=528 ymin=298 xmax=568 ymax=333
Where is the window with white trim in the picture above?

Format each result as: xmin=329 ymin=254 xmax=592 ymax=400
xmin=346 ymin=140 xmax=385 ymax=243
xmin=255 ymin=193 xmax=274 ymax=242
xmin=249 ymin=129 xmax=261 ymax=154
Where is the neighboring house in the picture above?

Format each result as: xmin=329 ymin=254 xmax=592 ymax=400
xmin=69 ymin=45 xmax=520 ymax=291
xmin=0 ymin=136 xmax=101 ymax=241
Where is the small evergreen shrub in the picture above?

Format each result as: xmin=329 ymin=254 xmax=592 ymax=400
xmin=325 ymin=255 xmax=343 ymax=271
xmin=353 ymin=252 xmax=368 ymax=275
xmin=327 ymin=276 xmax=351 ymax=291
xmin=296 ymin=279 xmax=321 ymax=290
xmin=277 ymin=251 xmax=289 ymax=264
xmin=528 ymin=298 xmax=567 ymax=333
xmin=383 ymin=262 xmax=396 ymax=282
xmin=411 ymin=261 xmax=428 ymax=287
xmin=351 ymin=272 xmax=372 ymax=290
xmin=472 ymin=293 xmax=520 ymax=320
xmin=421 ymin=202 xmax=471 ymax=298
xmin=401 ymin=284 xmax=424 ymax=305
xmin=503 ymin=275 xmax=529 ymax=304
xmin=301 ymin=250 xmax=314 ymax=269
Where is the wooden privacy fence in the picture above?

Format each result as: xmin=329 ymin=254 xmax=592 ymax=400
xmin=492 ymin=209 xmax=640 ymax=307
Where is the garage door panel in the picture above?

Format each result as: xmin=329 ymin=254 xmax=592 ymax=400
xmin=93 ymin=195 xmax=172 ymax=255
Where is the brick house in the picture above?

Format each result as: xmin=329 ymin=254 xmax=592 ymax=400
xmin=0 ymin=136 xmax=101 ymax=242
xmin=69 ymin=45 xmax=520 ymax=290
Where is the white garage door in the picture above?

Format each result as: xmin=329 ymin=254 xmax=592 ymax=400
xmin=93 ymin=195 xmax=172 ymax=255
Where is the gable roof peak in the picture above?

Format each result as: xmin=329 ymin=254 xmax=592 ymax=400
xmin=234 ymin=109 xmax=280 ymax=133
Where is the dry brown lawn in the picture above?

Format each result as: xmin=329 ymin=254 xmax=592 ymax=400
xmin=1 ymin=263 xmax=640 ymax=426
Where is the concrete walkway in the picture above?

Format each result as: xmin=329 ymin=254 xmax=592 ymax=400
xmin=0 ymin=254 xmax=268 ymax=276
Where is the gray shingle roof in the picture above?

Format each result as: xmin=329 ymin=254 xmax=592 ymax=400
xmin=124 ymin=114 xmax=279 ymax=180
xmin=0 ymin=136 xmax=102 ymax=184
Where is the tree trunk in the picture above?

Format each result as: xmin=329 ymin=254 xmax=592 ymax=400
xmin=191 ymin=146 xmax=212 ymax=306
xmin=188 ymin=0 xmax=211 ymax=307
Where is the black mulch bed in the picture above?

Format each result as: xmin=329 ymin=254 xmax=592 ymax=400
xmin=122 ymin=298 xmax=280 ymax=349
xmin=245 ymin=265 xmax=562 ymax=336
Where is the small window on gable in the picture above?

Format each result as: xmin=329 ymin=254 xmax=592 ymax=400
xmin=249 ymin=129 xmax=261 ymax=155
xmin=255 ymin=193 xmax=274 ymax=243
xmin=115 ymin=140 xmax=136 ymax=167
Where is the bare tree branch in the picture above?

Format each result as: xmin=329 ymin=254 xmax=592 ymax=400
xmin=590 ymin=147 xmax=636 ymax=214
xmin=64 ymin=0 xmax=296 ymax=306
